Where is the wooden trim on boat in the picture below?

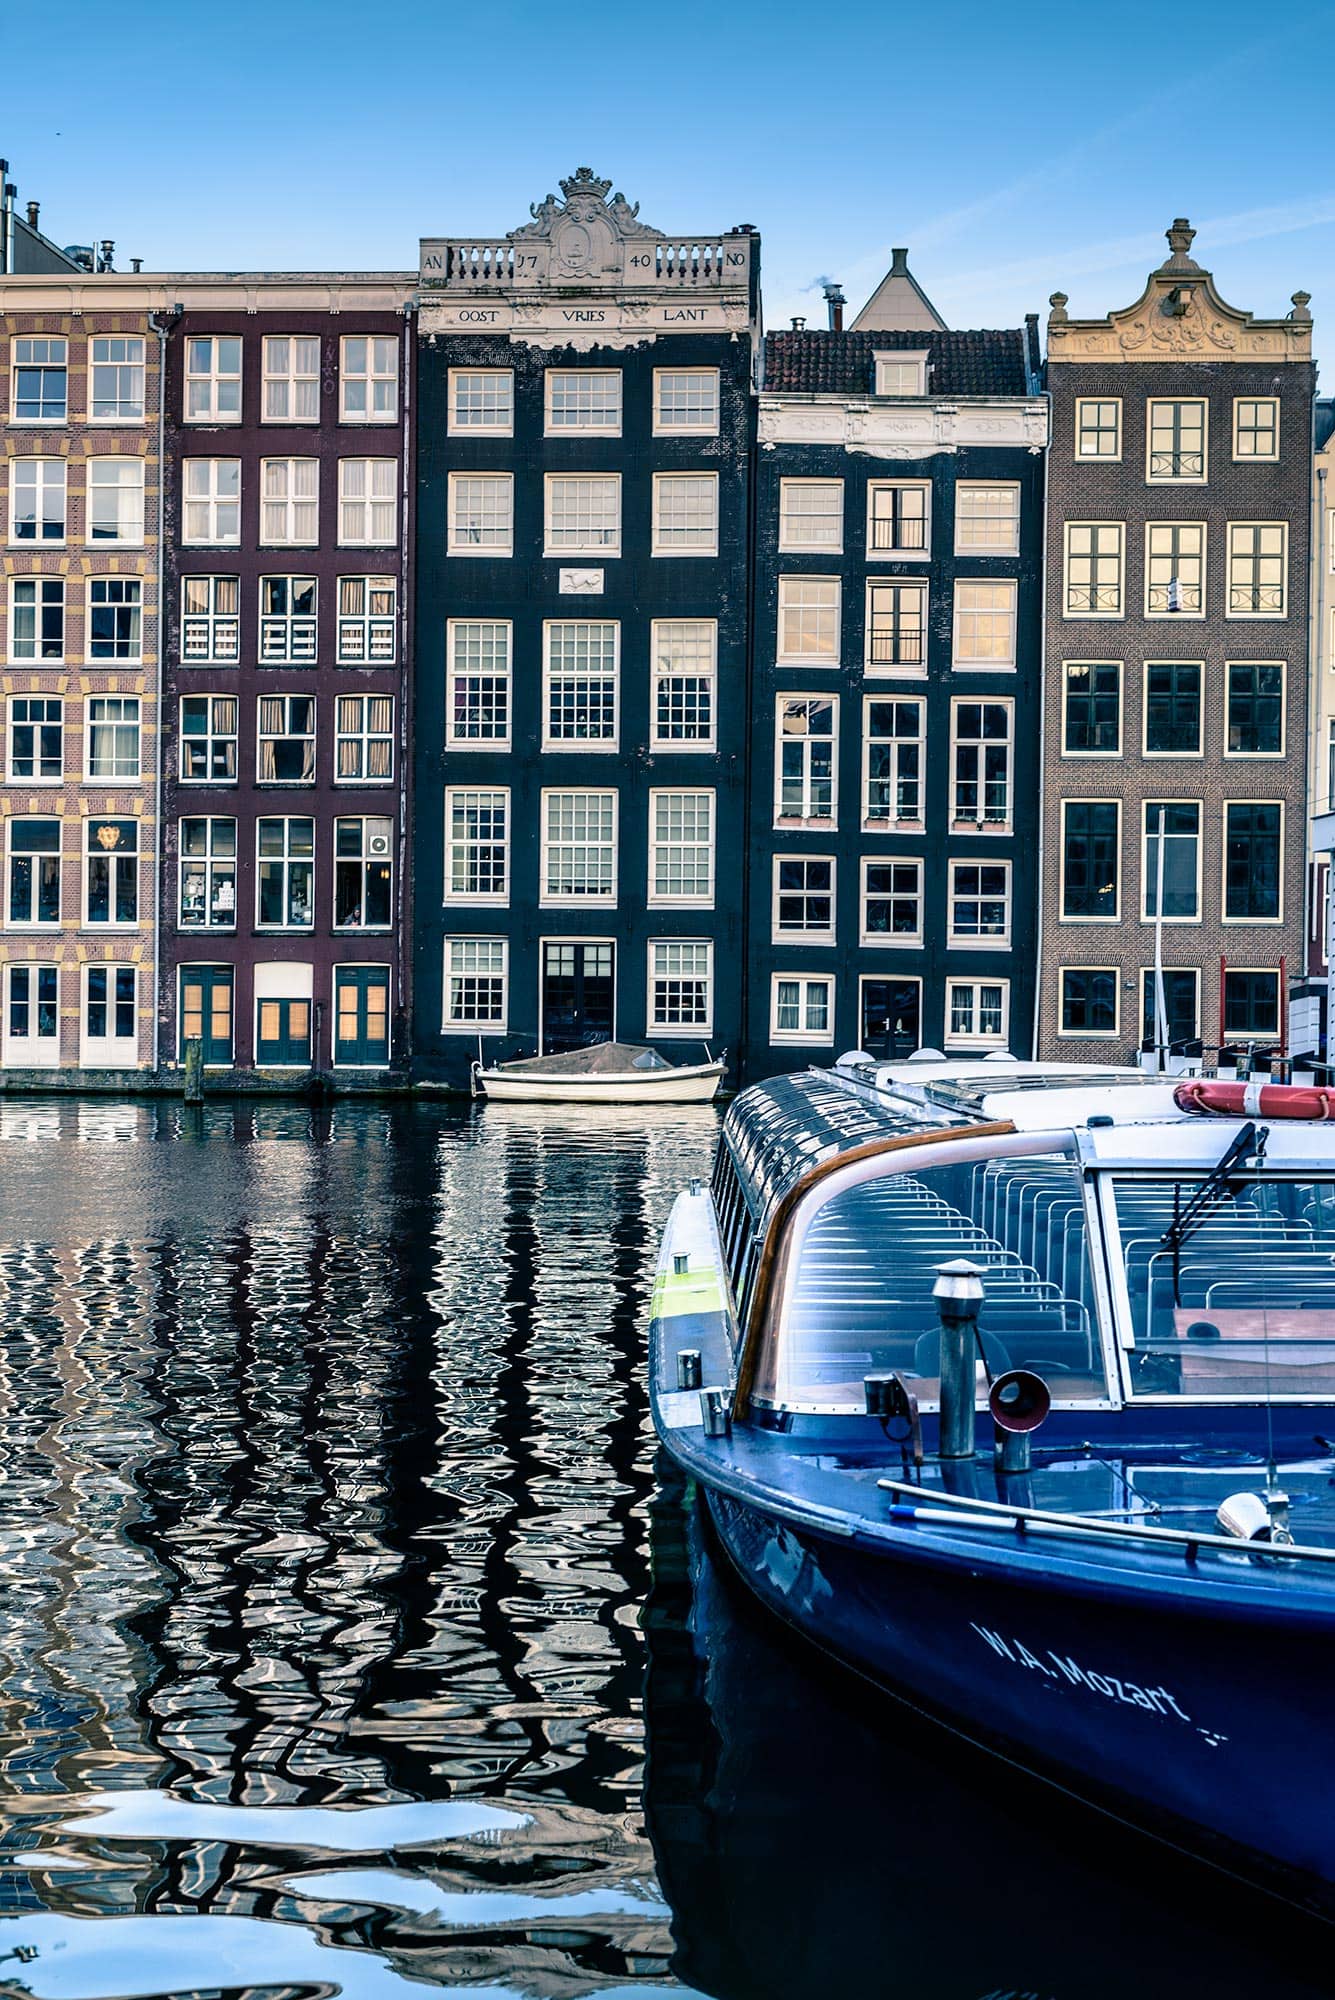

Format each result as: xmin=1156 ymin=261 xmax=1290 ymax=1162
xmin=732 ymin=1120 xmax=1017 ymax=1419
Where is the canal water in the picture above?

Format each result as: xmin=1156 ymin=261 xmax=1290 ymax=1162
xmin=0 ymin=1098 xmax=1327 ymax=1998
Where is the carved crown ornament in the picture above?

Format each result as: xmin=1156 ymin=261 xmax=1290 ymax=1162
xmin=1047 ymin=217 xmax=1313 ymax=364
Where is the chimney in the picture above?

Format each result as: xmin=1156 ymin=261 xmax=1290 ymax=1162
xmin=890 ymin=248 xmax=910 ymax=274
xmin=130 ymin=257 xmax=142 ymax=274
xmin=790 ymin=315 xmax=806 ymax=331
xmin=25 ymin=200 xmax=38 ymax=231
xmin=98 ymin=238 xmax=114 ymax=272
xmin=823 ymin=281 xmax=846 ymax=333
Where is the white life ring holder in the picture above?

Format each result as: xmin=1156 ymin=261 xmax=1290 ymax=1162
xmin=1173 ymin=1080 xmax=1335 ymax=1121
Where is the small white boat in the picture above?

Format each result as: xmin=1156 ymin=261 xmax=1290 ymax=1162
xmin=473 ymin=1040 xmax=724 ymax=1105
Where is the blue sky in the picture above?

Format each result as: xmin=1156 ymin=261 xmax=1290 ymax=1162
xmin=13 ymin=0 xmax=1335 ymax=368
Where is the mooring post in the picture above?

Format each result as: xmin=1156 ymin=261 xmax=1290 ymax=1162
xmin=183 ymin=1037 xmax=204 ymax=1104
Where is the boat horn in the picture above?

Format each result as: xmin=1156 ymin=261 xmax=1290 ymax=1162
xmin=988 ymin=1369 xmax=1051 ymax=1475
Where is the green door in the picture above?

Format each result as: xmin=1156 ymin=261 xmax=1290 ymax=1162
xmin=335 ymin=967 xmax=390 ymax=1066
xmin=256 ymin=996 xmax=311 ymax=1066
xmin=180 ymin=966 xmax=234 ymax=1066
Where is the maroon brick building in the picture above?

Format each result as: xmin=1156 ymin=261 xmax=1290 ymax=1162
xmin=157 ymin=275 xmax=415 ymax=1077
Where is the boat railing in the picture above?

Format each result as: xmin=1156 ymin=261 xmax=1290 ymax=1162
xmin=876 ymin=1478 xmax=1335 ymax=1571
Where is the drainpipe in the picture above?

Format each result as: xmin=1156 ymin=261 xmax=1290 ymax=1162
xmin=1317 ymin=460 xmax=1329 ymax=1057
xmin=147 ymin=304 xmax=176 ymax=1074
xmin=0 ymin=162 xmax=8 ymax=274
xmin=397 ymin=300 xmax=415 ymax=1074
xmin=1031 ymin=384 xmax=1051 ymax=1060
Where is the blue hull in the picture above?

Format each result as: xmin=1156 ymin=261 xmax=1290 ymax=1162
xmin=707 ymin=1487 xmax=1335 ymax=1913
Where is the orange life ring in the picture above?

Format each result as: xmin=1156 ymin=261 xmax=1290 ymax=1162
xmin=1173 ymin=1080 xmax=1335 ymax=1120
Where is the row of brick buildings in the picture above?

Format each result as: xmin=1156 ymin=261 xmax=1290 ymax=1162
xmin=0 ymin=162 xmax=1324 ymax=1089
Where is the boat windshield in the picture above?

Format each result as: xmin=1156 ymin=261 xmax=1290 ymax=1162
xmin=1105 ymin=1173 xmax=1335 ymax=1399
xmin=757 ymin=1147 xmax=1111 ymax=1414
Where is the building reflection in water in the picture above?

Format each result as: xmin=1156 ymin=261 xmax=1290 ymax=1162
xmin=0 ymin=1100 xmax=715 ymax=1993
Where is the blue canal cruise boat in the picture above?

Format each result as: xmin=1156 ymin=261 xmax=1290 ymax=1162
xmin=648 ymin=1054 xmax=1335 ymax=1913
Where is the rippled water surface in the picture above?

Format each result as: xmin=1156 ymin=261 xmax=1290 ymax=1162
xmin=0 ymin=1097 xmax=1330 ymax=2000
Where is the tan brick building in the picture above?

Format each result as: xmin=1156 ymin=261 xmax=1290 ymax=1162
xmin=1 ymin=279 xmax=163 ymax=1071
xmin=1037 ymin=220 xmax=1314 ymax=1066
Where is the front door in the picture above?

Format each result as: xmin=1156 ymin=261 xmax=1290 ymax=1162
xmin=335 ymin=966 xmax=390 ymax=1066
xmin=861 ymin=978 xmax=921 ymax=1060
xmin=180 ymin=965 xmax=234 ymax=1066
xmin=256 ymin=996 xmax=312 ymax=1066
xmin=2 ymin=963 xmax=60 ymax=1067
xmin=541 ymin=941 xmax=614 ymax=1054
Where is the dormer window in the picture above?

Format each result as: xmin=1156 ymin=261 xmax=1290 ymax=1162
xmin=874 ymin=351 xmax=928 ymax=397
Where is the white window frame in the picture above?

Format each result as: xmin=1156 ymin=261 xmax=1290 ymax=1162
xmin=180 ymin=575 xmax=240 ymax=664
xmin=1146 ymin=397 xmax=1207 ymax=483
xmin=1220 ymin=966 xmax=1283 ymax=1044
xmin=7 ymin=576 xmax=65 ymax=663
xmin=86 ymin=456 xmax=145 ymax=546
xmin=444 ymin=787 xmax=510 ymax=905
xmin=8 ymin=458 xmax=66 ymax=545
xmin=1142 ymin=660 xmax=1204 ymax=759
xmin=779 ymin=576 xmax=840 ymax=667
xmin=183 ymin=335 xmax=242 ymax=424
xmin=179 ymin=694 xmax=239 ymax=785
xmin=545 ymin=474 xmax=621 ymax=557
xmin=1233 ymin=396 xmax=1279 ymax=462
xmin=1140 ymin=800 xmax=1203 ymax=925
xmin=774 ymin=695 xmax=838 ymax=826
xmin=646 ymin=939 xmax=715 ymax=1038
xmin=443 ymin=937 xmax=509 ymax=1033
xmin=861 ymin=694 xmax=925 ymax=832
xmin=650 ymin=619 xmax=717 ymax=753
xmin=1221 ymin=798 xmax=1285 ymax=926
xmin=947 ymin=858 xmax=1012 ymax=949
xmin=1074 ymin=398 xmax=1121 ymax=461
xmin=448 ymin=369 xmax=514 ymax=436
xmin=1057 ymin=966 xmax=1121 ymax=1040
xmin=6 ymin=694 xmax=63 ymax=782
xmin=182 ymin=458 xmax=241 ymax=546
xmin=1063 ymin=522 xmax=1124 ymax=618
xmin=949 ymin=697 xmax=1013 ymax=831
xmin=5 ymin=816 xmax=62 ymax=928
xmin=647 ymin=789 xmax=715 ymax=908
xmin=1144 ymin=521 xmax=1206 ymax=618
xmin=260 ymin=456 xmax=319 ymax=546
xmin=544 ymin=368 xmax=622 ymax=436
xmin=259 ymin=575 xmax=317 ymax=664
xmin=945 ymin=978 xmax=1010 ymax=1050
xmin=261 ymin=334 xmax=321 ymax=424
xmin=254 ymin=816 xmax=316 ymax=930
xmin=540 ymin=789 xmax=619 ymax=908
xmin=653 ymin=368 xmax=720 ymax=436
xmin=2 ymin=961 xmax=61 ymax=1066
xmin=333 ymin=814 xmax=394 ymax=931
xmin=866 ymin=578 xmax=928 ymax=675
xmin=82 ymin=817 xmax=140 ymax=931
xmin=1061 ymin=660 xmax=1123 ymax=758
xmin=955 ymin=483 xmax=1020 ymax=555
xmin=80 ymin=963 xmax=139 ymax=1068
xmin=256 ymin=693 xmax=317 ymax=786
xmin=652 ymin=473 xmax=718 ymax=557
xmin=771 ymin=855 xmax=836 ymax=944
xmin=336 ymin=575 xmax=397 ymax=664
xmin=953 ymin=579 xmax=1017 ymax=668
xmin=866 ymin=479 xmax=930 ymax=560
xmin=337 ymin=457 xmax=397 ymax=547
xmin=860 ymin=856 xmax=923 ymax=948
xmin=1059 ymin=797 xmax=1122 ymax=924
xmin=446 ymin=619 xmax=512 ymax=750
xmin=1226 ymin=522 xmax=1288 ymax=619
xmin=84 ymin=695 xmax=142 ymax=782
xmin=89 ymin=335 xmax=146 ymax=424
xmin=87 ymin=577 xmax=143 ymax=663
xmin=874 ymin=351 xmax=928 ymax=396
xmin=1137 ymin=965 xmax=1202 ymax=1051
xmin=779 ymin=478 xmax=843 ymax=553
xmin=1224 ymin=659 xmax=1286 ymax=760
xmin=334 ymin=691 xmax=395 ymax=785
xmin=542 ymin=620 xmax=620 ymax=752
xmin=339 ymin=335 xmax=399 ymax=425
xmin=770 ymin=973 xmax=835 ymax=1046
xmin=177 ymin=815 xmax=238 ymax=932
xmin=449 ymin=472 xmax=514 ymax=556
xmin=11 ymin=336 xmax=68 ymax=424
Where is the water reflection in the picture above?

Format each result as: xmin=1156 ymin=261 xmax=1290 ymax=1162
xmin=0 ymin=1100 xmax=714 ymax=1995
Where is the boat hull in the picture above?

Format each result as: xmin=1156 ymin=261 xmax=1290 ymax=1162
xmin=705 ymin=1486 xmax=1335 ymax=1914
xmin=478 ymin=1064 xmax=723 ymax=1105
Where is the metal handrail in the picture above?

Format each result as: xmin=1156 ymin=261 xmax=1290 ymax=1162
xmin=876 ymin=1477 xmax=1335 ymax=1567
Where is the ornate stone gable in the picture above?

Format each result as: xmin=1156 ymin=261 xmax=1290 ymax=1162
xmin=1047 ymin=217 xmax=1312 ymax=364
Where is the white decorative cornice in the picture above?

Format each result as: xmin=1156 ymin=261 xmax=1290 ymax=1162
xmin=0 ymin=274 xmax=415 ymax=314
xmin=757 ymin=396 xmax=1049 ymax=453
xmin=1047 ymin=217 xmax=1312 ymax=365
